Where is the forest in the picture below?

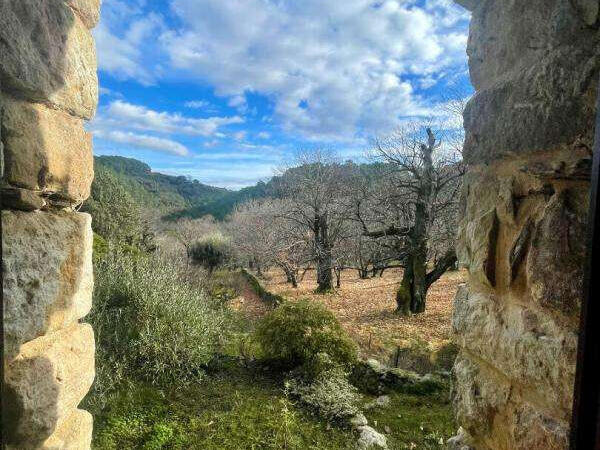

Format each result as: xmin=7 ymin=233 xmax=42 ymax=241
xmin=84 ymin=123 xmax=465 ymax=449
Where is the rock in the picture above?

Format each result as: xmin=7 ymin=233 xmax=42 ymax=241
xmin=1 ymin=186 xmax=46 ymax=211
xmin=0 ymin=0 xmax=98 ymax=119
xmin=64 ymin=0 xmax=101 ymax=28
xmin=527 ymin=189 xmax=587 ymax=317
xmin=452 ymin=285 xmax=577 ymax=418
xmin=571 ymin=0 xmax=599 ymax=26
xmin=456 ymin=207 xmax=499 ymax=288
xmin=356 ymin=426 xmax=388 ymax=449
xmin=350 ymin=413 xmax=368 ymax=428
xmin=452 ymin=353 xmax=511 ymax=438
xmin=1 ymin=95 xmax=94 ymax=203
xmin=3 ymin=324 xmax=95 ymax=448
xmin=375 ymin=395 xmax=390 ymax=407
xmin=446 ymin=427 xmax=473 ymax=450
xmin=2 ymin=210 xmax=94 ymax=359
xmin=40 ymin=409 xmax=93 ymax=450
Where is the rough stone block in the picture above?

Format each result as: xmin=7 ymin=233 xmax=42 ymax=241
xmin=466 ymin=0 xmax=599 ymax=92
xmin=41 ymin=409 xmax=93 ymax=450
xmin=527 ymin=189 xmax=587 ymax=318
xmin=3 ymin=324 xmax=95 ymax=448
xmin=64 ymin=0 xmax=101 ymax=29
xmin=1 ymin=96 xmax=94 ymax=202
xmin=1 ymin=187 xmax=46 ymax=211
xmin=452 ymin=285 xmax=577 ymax=419
xmin=2 ymin=210 xmax=93 ymax=360
xmin=0 ymin=0 xmax=98 ymax=119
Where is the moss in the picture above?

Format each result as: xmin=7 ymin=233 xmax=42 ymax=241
xmin=362 ymin=390 xmax=455 ymax=449
xmin=395 ymin=284 xmax=411 ymax=314
xmin=92 ymin=368 xmax=355 ymax=450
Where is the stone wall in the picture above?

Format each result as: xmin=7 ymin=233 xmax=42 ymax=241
xmin=452 ymin=1 xmax=599 ymax=449
xmin=1 ymin=0 xmax=100 ymax=448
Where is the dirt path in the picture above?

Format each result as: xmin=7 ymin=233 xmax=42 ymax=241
xmin=228 ymin=277 xmax=272 ymax=322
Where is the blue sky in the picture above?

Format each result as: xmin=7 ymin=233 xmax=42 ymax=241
xmin=90 ymin=0 xmax=472 ymax=189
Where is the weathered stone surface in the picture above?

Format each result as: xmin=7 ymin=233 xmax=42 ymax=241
xmin=456 ymin=207 xmax=499 ymax=288
xmin=357 ymin=426 xmax=388 ymax=449
xmin=571 ymin=0 xmax=600 ymax=26
xmin=0 ymin=0 xmax=98 ymax=119
xmin=527 ymin=189 xmax=587 ymax=317
xmin=4 ymin=324 xmax=95 ymax=448
xmin=41 ymin=409 xmax=93 ymax=450
xmin=1 ymin=96 xmax=94 ymax=202
xmin=452 ymin=352 xmax=512 ymax=439
xmin=1 ymin=187 xmax=46 ymax=211
xmin=64 ymin=0 xmax=101 ymax=28
xmin=462 ymin=0 xmax=599 ymax=163
xmin=2 ymin=210 xmax=93 ymax=359
xmin=453 ymin=285 xmax=577 ymax=419
xmin=453 ymin=0 xmax=593 ymax=448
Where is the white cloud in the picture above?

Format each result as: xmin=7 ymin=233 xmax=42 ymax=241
xmin=95 ymin=0 xmax=470 ymax=143
xmin=94 ymin=1 xmax=164 ymax=85
xmin=94 ymin=129 xmax=189 ymax=156
xmin=233 ymin=130 xmax=247 ymax=141
xmin=184 ymin=100 xmax=210 ymax=109
xmin=97 ymin=100 xmax=244 ymax=137
xmin=159 ymin=0 xmax=469 ymax=141
xmin=257 ymin=131 xmax=271 ymax=139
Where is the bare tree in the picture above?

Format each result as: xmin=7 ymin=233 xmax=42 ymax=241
xmin=354 ymin=123 xmax=464 ymax=314
xmin=169 ymin=216 xmax=218 ymax=269
xmin=228 ymin=198 xmax=310 ymax=286
xmin=277 ymin=150 xmax=352 ymax=292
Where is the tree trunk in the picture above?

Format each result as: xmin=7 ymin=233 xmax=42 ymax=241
xmin=396 ymin=130 xmax=435 ymax=315
xmin=334 ymin=267 xmax=342 ymax=288
xmin=314 ymin=213 xmax=332 ymax=292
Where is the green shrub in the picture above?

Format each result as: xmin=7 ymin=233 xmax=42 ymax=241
xmin=255 ymin=300 xmax=357 ymax=375
xmin=287 ymin=367 xmax=361 ymax=422
xmin=190 ymin=233 xmax=232 ymax=272
xmin=86 ymin=250 xmax=231 ymax=408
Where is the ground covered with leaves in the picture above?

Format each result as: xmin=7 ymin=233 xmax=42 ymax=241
xmin=260 ymin=268 xmax=465 ymax=364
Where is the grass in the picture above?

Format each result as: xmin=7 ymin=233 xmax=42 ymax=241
xmin=91 ymin=364 xmax=355 ymax=450
xmin=92 ymin=361 xmax=455 ymax=450
xmin=362 ymin=391 xmax=455 ymax=449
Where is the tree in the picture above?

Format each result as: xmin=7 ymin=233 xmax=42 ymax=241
xmin=190 ymin=232 xmax=232 ymax=273
xmin=354 ymin=123 xmax=464 ymax=314
xmin=83 ymin=165 xmax=149 ymax=249
xmin=170 ymin=216 xmax=217 ymax=268
xmin=277 ymin=150 xmax=351 ymax=292
xmin=228 ymin=198 xmax=310 ymax=286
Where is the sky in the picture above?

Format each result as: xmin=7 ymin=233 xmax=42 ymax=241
xmin=90 ymin=0 xmax=472 ymax=190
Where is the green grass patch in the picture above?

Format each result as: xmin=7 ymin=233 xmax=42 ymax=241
xmin=92 ymin=366 xmax=355 ymax=450
xmin=363 ymin=391 xmax=455 ymax=449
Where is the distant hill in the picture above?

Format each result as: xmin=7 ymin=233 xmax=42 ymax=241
xmin=94 ymin=156 xmax=270 ymax=220
xmin=94 ymin=155 xmax=387 ymax=221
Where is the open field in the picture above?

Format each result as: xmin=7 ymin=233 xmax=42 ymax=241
xmin=257 ymin=268 xmax=466 ymax=365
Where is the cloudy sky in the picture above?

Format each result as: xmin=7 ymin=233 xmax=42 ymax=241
xmin=91 ymin=0 xmax=472 ymax=189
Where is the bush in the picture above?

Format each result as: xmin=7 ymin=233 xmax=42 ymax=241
xmin=86 ymin=250 xmax=231 ymax=407
xmin=287 ymin=367 xmax=361 ymax=422
xmin=255 ymin=300 xmax=357 ymax=375
xmin=190 ymin=233 xmax=232 ymax=272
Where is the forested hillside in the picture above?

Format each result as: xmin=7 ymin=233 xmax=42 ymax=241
xmin=94 ymin=155 xmax=390 ymax=221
